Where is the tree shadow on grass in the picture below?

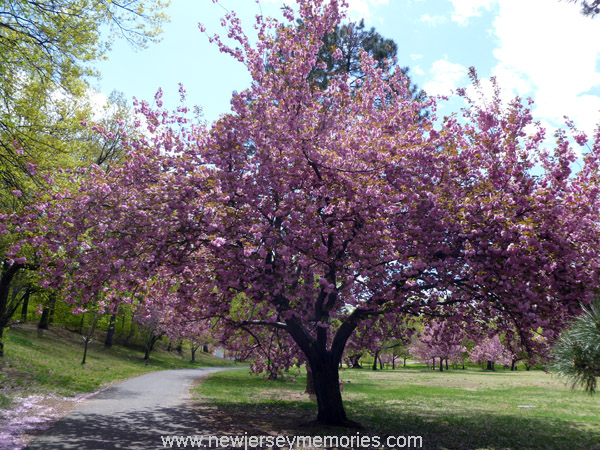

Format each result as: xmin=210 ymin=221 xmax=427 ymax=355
xmin=193 ymin=399 xmax=600 ymax=450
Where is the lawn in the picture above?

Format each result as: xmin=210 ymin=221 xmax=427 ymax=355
xmin=192 ymin=366 xmax=600 ymax=450
xmin=0 ymin=323 xmax=235 ymax=403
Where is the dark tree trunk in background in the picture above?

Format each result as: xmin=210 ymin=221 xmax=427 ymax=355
xmin=372 ymin=350 xmax=380 ymax=370
xmin=0 ymin=262 xmax=24 ymax=356
xmin=439 ymin=357 xmax=444 ymax=372
xmin=38 ymin=292 xmax=57 ymax=330
xmin=38 ymin=307 xmax=50 ymax=330
xmin=82 ymin=338 xmax=91 ymax=364
xmin=445 ymin=358 xmax=449 ymax=370
xmin=47 ymin=294 xmax=56 ymax=325
xmin=20 ymin=285 xmax=30 ymax=322
xmin=348 ymin=353 xmax=362 ymax=368
xmin=191 ymin=344 xmax=199 ymax=362
xmin=202 ymin=343 xmax=208 ymax=353
xmin=144 ymin=333 xmax=162 ymax=365
xmin=487 ymin=360 xmax=493 ymax=370
xmin=104 ymin=313 xmax=116 ymax=347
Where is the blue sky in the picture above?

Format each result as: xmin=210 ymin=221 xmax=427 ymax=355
xmin=93 ymin=0 xmax=600 ymax=143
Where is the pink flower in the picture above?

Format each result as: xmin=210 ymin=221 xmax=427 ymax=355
xmin=332 ymin=48 xmax=343 ymax=60
xmin=212 ymin=237 xmax=226 ymax=247
xmin=11 ymin=189 xmax=22 ymax=197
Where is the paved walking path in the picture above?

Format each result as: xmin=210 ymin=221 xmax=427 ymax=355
xmin=26 ymin=367 xmax=235 ymax=450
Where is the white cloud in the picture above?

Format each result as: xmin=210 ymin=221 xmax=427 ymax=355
xmin=423 ymin=58 xmax=468 ymax=96
xmin=487 ymin=0 xmax=600 ymax=146
xmin=421 ymin=13 xmax=447 ymax=27
xmin=448 ymin=0 xmax=495 ymax=25
xmin=346 ymin=0 xmax=388 ymax=21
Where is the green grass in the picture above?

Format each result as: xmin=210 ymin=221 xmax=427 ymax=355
xmin=193 ymin=367 xmax=600 ymax=450
xmin=0 ymin=323 xmax=236 ymax=406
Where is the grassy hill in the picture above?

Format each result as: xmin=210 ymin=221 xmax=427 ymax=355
xmin=0 ymin=322 xmax=235 ymax=409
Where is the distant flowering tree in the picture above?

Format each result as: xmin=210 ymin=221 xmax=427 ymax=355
xmin=4 ymin=0 xmax=600 ymax=426
xmin=469 ymin=335 xmax=512 ymax=371
xmin=410 ymin=321 xmax=466 ymax=371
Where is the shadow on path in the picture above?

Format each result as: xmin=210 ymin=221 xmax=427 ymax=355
xmin=26 ymin=404 xmax=212 ymax=450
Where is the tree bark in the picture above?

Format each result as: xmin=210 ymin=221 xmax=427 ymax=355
xmin=144 ymin=333 xmax=162 ymax=365
xmin=1 ymin=262 xmax=24 ymax=355
xmin=439 ymin=357 xmax=444 ymax=372
xmin=104 ymin=313 xmax=116 ymax=347
xmin=82 ymin=338 xmax=91 ymax=364
xmin=20 ymin=285 xmax=30 ymax=323
xmin=372 ymin=350 xmax=380 ymax=371
xmin=445 ymin=358 xmax=449 ymax=370
xmin=38 ymin=306 xmax=50 ymax=330
xmin=487 ymin=360 xmax=493 ymax=370
xmin=309 ymin=355 xmax=355 ymax=426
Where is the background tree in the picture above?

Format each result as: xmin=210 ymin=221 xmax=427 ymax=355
xmin=0 ymin=0 xmax=166 ymax=356
xmin=0 ymin=0 xmax=169 ymax=201
xmin=469 ymin=335 xmax=512 ymax=371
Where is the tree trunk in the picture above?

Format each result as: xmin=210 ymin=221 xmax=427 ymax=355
xmin=439 ymin=357 xmax=444 ymax=372
xmin=487 ymin=360 xmax=493 ymax=371
xmin=372 ymin=350 xmax=380 ymax=371
xmin=202 ymin=343 xmax=209 ymax=353
xmin=309 ymin=356 xmax=355 ymax=426
xmin=445 ymin=358 xmax=449 ymax=370
xmin=191 ymin=345 xmax=198 ymax=362
xmin=511 ymin=359 xmax=517 ymax=371
xmin=47 ymin=293 xmax=56 ymax=325
xmin=38 ymin=306 xmax=50 ymax=330
xmin=20 ymin=285 xmax=30 ymax=323
xmin=82 ymin=338 xmax=91 ymax=364
xmin=403 ymin=357 xmax=407 ymax=368
xmin=0 ymin=261 xmax=28 ymax=356
xmin=144 ymin=333 xmax=162 ymax=365
xmin=0 ymin=323 xmax=5 ymax=357
xmin=104 ymin=313 xmax=116 ymax=347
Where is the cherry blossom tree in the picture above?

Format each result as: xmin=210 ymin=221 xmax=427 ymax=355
xmin=469 ymin=335 xmax=512 ymax=371
xmin=410 ymin=321 xmax=466 ymax=371
xmin=4 ymin=0 xmax=600 ymax=426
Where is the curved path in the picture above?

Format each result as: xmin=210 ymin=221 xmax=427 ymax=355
xmin=26 ymin=367 xmax=236 ymax=450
